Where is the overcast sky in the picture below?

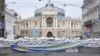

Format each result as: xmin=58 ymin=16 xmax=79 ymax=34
xmin=6 ymin=0 xmax=83 ymax=19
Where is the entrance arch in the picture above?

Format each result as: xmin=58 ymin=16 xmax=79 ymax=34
xmin=47 ymin=31 xmax=53 ymax=37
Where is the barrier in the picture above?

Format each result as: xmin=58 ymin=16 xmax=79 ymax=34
xmin=11 ymin=40 xmax=82 ymax=53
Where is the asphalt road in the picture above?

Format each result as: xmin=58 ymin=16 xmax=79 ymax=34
xmin=0 ymin=47 xmax=100 ymax=56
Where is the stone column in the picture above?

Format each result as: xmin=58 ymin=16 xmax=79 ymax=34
xmin=96 ymin=6 xmax=99 ymax=18
xmin=44 ymin=17 xmax=46 ymax=28
xmin=66 ymin=21 xmax=67 ymax=29
xmin=42 ymin=16 xmax=45 ymax=29
xmin=69 ymin=21 xmax=71 ymax=29
xmin=67 ymin=21 xmax=68 ymax=29
xmin=93 ymin=9 xmax=95 ymax=20
xmin=53 ymin=16 xmax=55 ymax=28
xmin=75 ymin=22 xmax=77 ymax=29
xmin=56 ymin=17 xmax=58 ymax=29
xmin=68 ymin=21 xmax=69 ymax=29
xmin=65 ymin=20 xmax=67 ymax=29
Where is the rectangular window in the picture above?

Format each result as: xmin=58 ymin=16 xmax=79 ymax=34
xmin=47 ymin=24 xmax=52 ymax=27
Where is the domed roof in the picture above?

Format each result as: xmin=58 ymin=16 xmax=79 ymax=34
xmin=34 ymin=1 xmax=65 ymax=18
xmin=35 ymin=1 xmax=65 ymax=13
xmin=45 ymin=2 xmax=54 ymax=7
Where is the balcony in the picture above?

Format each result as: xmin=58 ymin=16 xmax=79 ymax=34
xmin=92 ymin=18 xmax=100 ymax=24
xmin=84 ymin=20 xmax=93 ymax=27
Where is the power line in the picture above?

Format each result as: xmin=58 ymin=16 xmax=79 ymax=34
xmin=6 ymin=2 xmax=44 ymax=8
xmin=7 ymin=1 xmax=34 ymax=4
xmin=6 ymin=0 xmax=81 ymax=9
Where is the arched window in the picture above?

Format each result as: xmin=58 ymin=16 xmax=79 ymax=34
xmin=46 ymin=17 xmax=53 ymax=27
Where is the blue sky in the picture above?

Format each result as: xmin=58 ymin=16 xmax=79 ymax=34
xmin=6 ymin=0 xmax=83 ymax=19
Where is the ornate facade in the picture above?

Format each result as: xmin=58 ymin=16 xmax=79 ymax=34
xmin=82 ymin=0 xmax=100 ymax=38
xmin=17 ymin=2 xmax=82 ymax=38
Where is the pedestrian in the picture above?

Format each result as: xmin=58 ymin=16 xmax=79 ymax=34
xmin=80 ymin=36 xmax=83 ymax=39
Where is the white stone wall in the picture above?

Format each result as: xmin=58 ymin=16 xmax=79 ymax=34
xmin=19 ymin=17 xmax=82 ymax=38
xmin=18 ymin=2 xmax=82 ymax=38
xmin=82 ymin=0 xmax=100 ymax=36
xmin=5 ymin=9 xmax=15 ymax=40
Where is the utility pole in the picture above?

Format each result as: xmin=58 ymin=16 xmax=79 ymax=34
xmin=0 ymin=0 xmax=5 ymax=38
xmin=39 ymin=0 xmax=51 ymax=2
